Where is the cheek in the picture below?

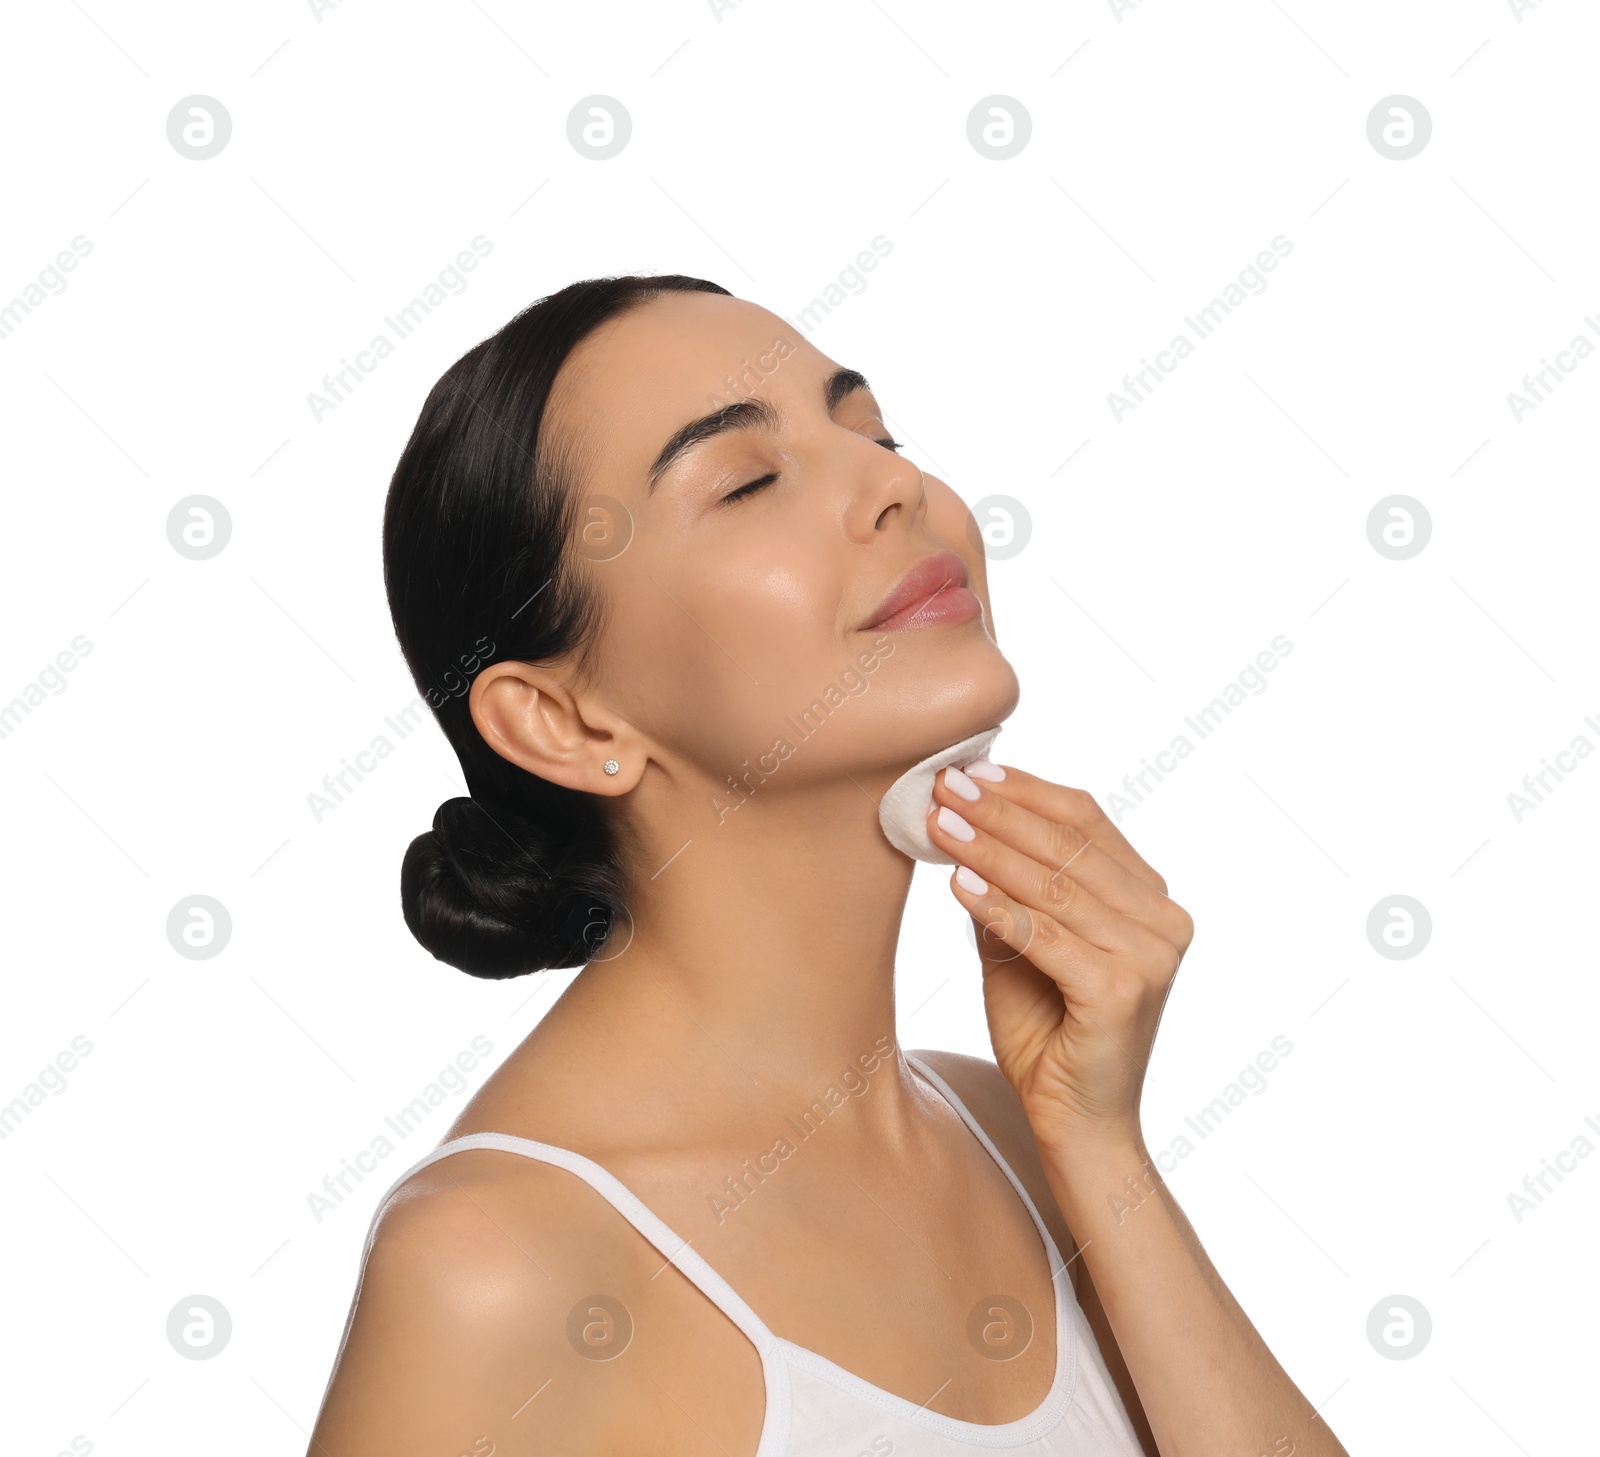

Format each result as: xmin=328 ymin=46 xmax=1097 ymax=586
xmin=598 ymin=534 xmax=852 ymax=767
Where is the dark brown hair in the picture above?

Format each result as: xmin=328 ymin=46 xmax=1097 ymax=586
xmin=382 ymin=274 xmax=730 ymax=977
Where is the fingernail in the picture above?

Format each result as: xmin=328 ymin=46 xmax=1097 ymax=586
xmin=943 ymin=765 xmax=980 ymax=801
xmin=954 ymin=865 xmax=988 ymax=894
xmin=936 ymin=806 xmax=975 ymax=841
xmin=964 ymin=759 xmax=1005 ymax=782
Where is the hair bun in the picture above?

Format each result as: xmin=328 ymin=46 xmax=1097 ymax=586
xmin=400 ymin=795 xmax=620 ymax=978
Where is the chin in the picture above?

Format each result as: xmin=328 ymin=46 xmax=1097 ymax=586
xmin=890 ymin=648 xmax=1020 ymax=765
xmin=970 ymin=656 xmax=1022 ymax=737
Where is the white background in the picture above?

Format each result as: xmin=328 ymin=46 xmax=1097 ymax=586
xmin=2 ymin=0 xmax=1595 ymax=1452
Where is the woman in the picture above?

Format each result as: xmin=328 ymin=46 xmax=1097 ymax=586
xmin=308 ymin=274 xmax=1350 ymax=1457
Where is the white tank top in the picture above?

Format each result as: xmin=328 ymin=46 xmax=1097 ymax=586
xmin=355 ymin=1053 xmax=1146 ymax=1456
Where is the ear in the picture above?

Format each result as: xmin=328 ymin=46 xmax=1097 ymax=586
xmin=468 ymin=658 xmax=646 ymax=795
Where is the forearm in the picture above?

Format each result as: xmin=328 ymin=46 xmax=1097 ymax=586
xmin=1040 ymin=1136 xmax=1348 ymax=1457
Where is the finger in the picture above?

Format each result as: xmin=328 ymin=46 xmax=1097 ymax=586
xmin=931 ymin=766 xmax=1192 ymax=953
xmin=947 ymin=860 xmax=1114 ymax=1005
xmin=965 ymin=764 xmax=1171 ymax=896
xmin=928 ymin=797 xmax=1153 ymax=960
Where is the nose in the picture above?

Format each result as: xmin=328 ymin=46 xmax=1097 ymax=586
xmin=841 ymin=430 xmax=925 ymax=541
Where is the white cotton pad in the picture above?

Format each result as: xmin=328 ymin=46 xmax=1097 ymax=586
xmin=877 ymin=726 xmax=1004 ymax=865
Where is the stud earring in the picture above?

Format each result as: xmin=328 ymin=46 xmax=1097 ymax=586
xmin=602 ymin=759 xmax=620 ymax=776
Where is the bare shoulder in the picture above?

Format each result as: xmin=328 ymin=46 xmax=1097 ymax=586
xmin=906 ymin=1047 xmax=1077 ymax=1258
xmin=307 ymin=1148 xmax=667 ymax=1457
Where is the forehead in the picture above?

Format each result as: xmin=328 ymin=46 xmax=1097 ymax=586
xmin=546 ymin=291 xmax=847 ymax=470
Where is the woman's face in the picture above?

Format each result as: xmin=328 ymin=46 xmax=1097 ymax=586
xmin=544 ymin=288 xmax=1019 ymax=800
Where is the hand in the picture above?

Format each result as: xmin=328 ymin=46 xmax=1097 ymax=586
xmin=928 ymin=761 xmax=1194 ymax=1157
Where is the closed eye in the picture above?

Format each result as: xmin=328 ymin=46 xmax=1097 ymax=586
xmin=720 ymin=440 xmax=903 ymax=506
xmin=720 ymin=472 xmax=778 ymax=505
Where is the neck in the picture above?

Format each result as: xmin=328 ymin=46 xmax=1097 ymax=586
xmin=536 ymin=765 xmax=929 ymax=1136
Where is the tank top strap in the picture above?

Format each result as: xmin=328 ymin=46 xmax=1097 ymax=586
xmin=356 ymin=1129 xmax=785 ymax=1362
xmin=903 ymin=1052 xmax=1069 ymax=1275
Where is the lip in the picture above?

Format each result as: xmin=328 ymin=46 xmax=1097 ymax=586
xmin=862 ymin=548 xmax=982 ymax=633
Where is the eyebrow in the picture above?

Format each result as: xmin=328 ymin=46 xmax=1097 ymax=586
xmin=646 ymin=366 xmax=873 ymax=492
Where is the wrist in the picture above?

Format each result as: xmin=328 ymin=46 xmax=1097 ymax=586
xmin=1034 ymin=1130 xmax=1167 ymax=1231
xmin=1027 ymin=1107 xmax=1147 ymax=1166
